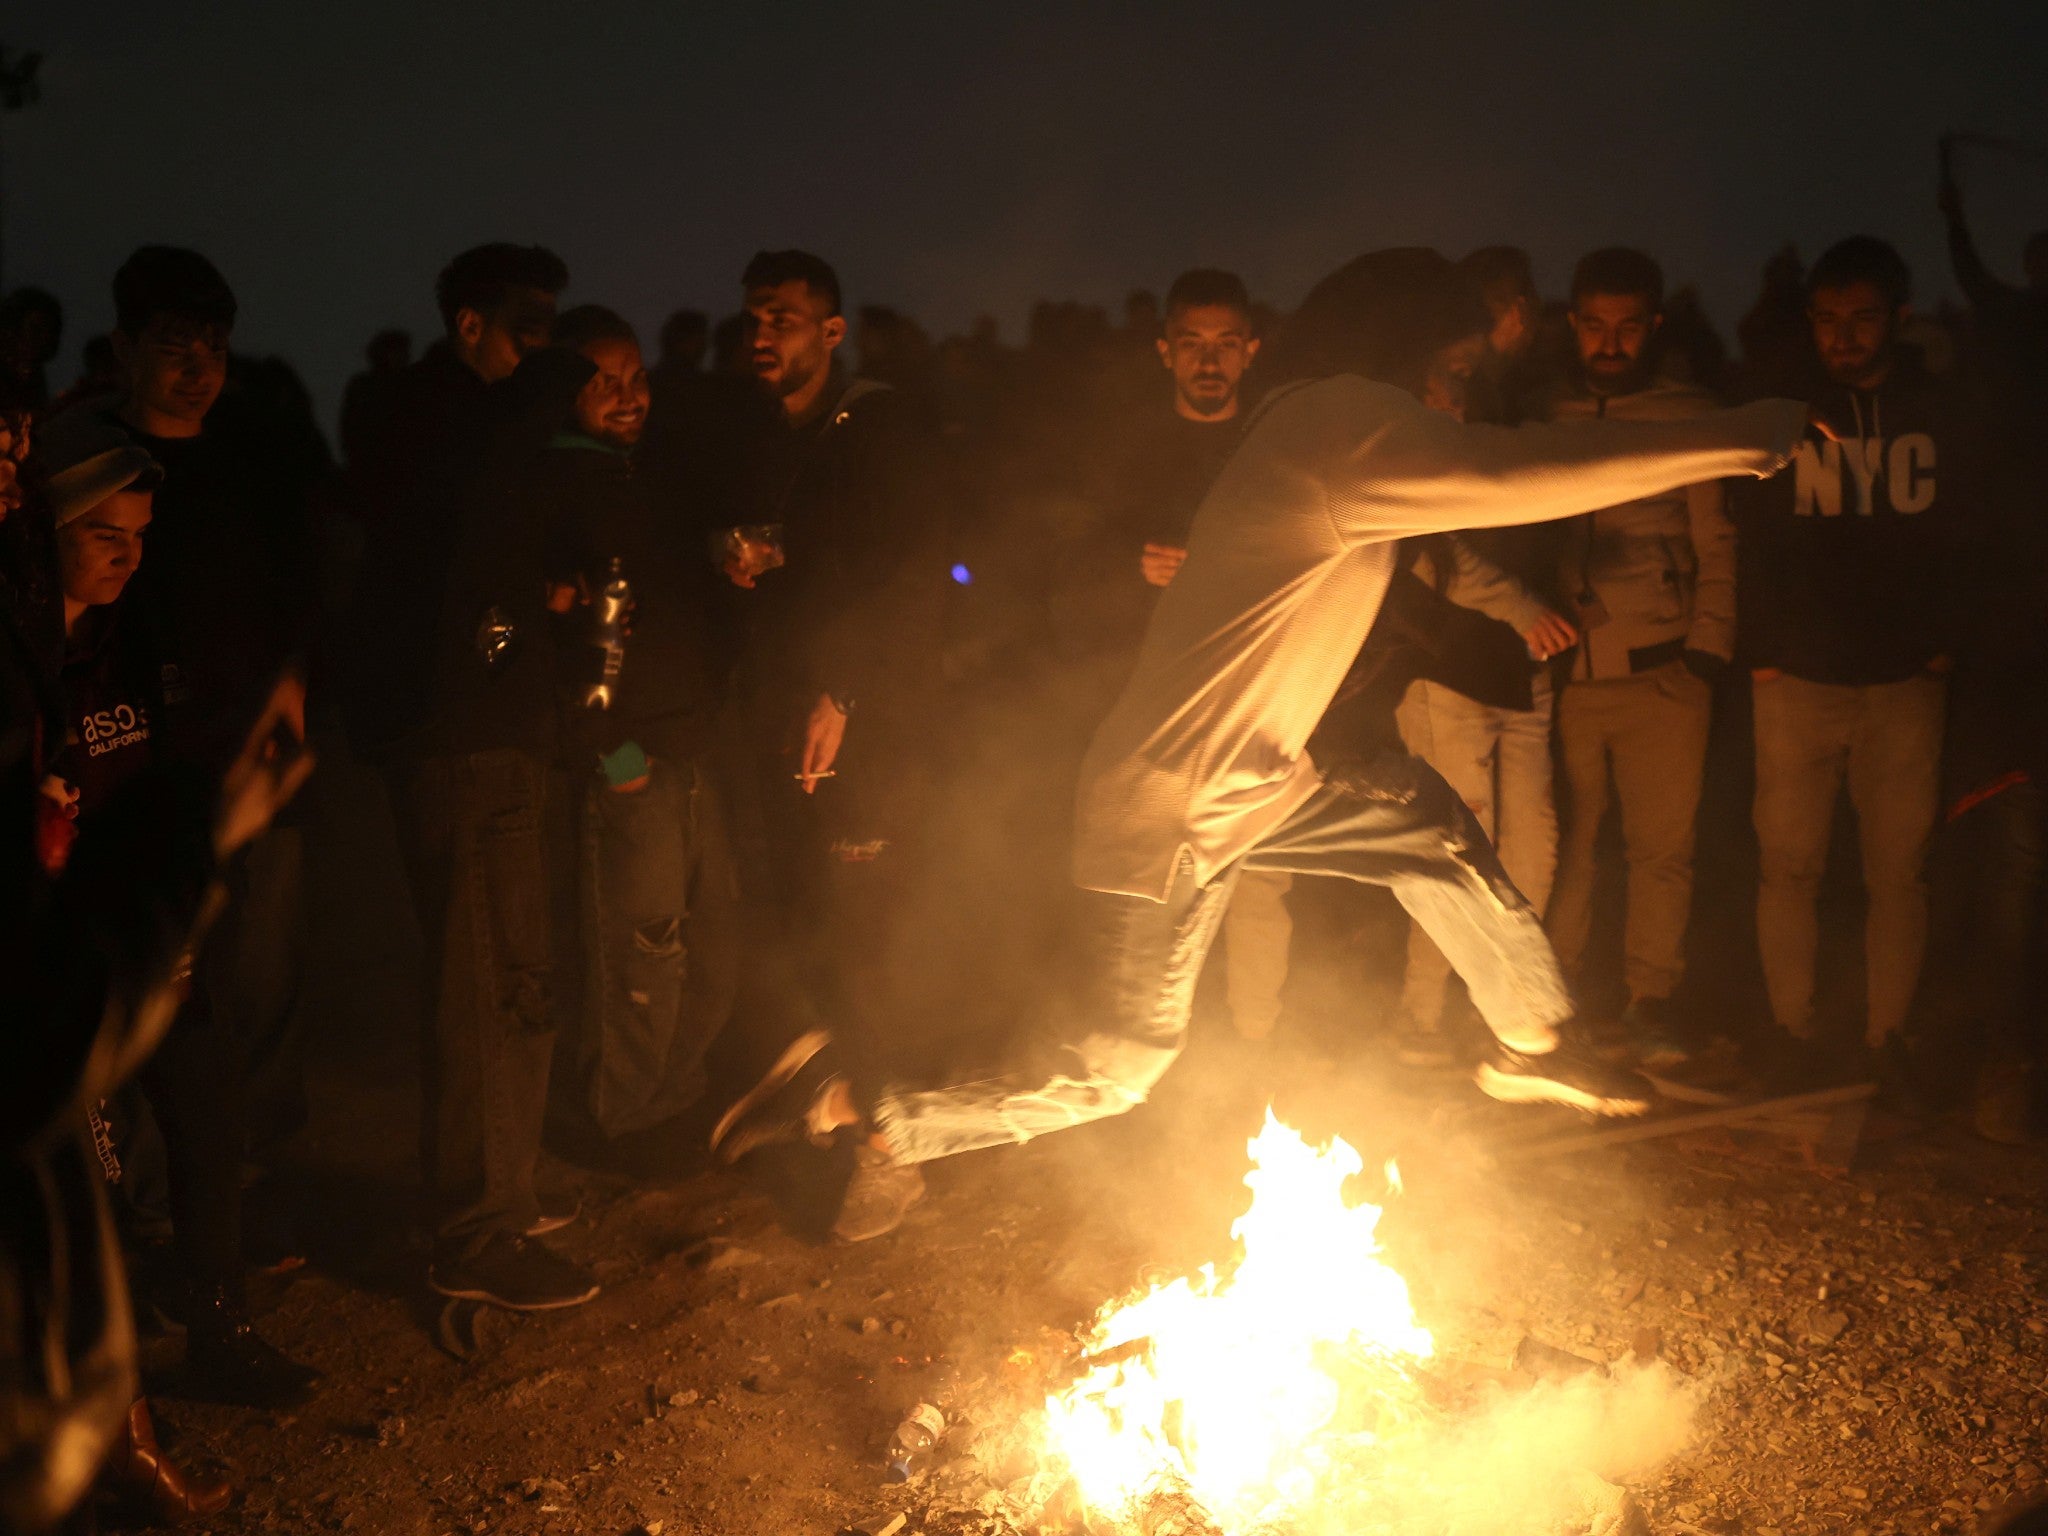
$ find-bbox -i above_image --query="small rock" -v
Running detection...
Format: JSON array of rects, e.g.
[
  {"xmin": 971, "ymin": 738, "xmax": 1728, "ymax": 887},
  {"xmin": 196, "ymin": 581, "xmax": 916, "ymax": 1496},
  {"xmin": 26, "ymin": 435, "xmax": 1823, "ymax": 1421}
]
[
  {"xmin": 666, "ymin": 1390, "xmax": 699, "ymax": 1408},
  {"xmin": 859, "ymin": 1316, "xmax": 883, "ymax": 1336},
  {"xmin": 1810, "ymin": 1310, "xmax": 1850, "ymax": 1344},
  {"xmin": 703, "ymin": 1244, "xmax": 764, "ymax": 1273}
]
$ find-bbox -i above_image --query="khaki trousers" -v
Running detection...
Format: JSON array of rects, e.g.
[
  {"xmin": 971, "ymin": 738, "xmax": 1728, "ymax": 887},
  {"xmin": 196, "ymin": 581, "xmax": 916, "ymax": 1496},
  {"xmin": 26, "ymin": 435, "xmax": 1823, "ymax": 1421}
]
[
  {"xmin": 1395, "ymin": 674, "xmax": 1557, "ymax": 1028},
  {"xmin": 1751, "ymin": 672, "xmax": 1945, "ymax": 1045},
  {"xmin": 1548, "ymin": 663, "xmax": 1711, "ymax": 1003}
]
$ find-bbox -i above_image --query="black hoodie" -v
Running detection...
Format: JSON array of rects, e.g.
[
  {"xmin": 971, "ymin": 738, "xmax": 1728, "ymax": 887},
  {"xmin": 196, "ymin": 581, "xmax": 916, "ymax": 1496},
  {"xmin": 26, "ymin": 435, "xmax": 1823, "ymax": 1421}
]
[{"xmin": 1732, "ymin": 354, "xmax": 1971, "ymax": 685}]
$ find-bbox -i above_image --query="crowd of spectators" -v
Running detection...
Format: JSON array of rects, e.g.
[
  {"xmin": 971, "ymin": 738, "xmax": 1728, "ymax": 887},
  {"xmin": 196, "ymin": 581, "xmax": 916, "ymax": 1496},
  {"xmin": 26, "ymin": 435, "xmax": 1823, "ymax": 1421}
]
[{"xmin": 3, "ymin": 146, "xmax": 2046, "ymax": 1527}]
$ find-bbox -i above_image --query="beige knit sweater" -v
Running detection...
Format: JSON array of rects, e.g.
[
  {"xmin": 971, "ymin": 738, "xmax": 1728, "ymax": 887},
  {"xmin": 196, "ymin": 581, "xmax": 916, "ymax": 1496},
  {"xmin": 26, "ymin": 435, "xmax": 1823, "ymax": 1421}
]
[{"xmin": 1073, "ymin": 375, "xmax": 1806, "ymax": 901}]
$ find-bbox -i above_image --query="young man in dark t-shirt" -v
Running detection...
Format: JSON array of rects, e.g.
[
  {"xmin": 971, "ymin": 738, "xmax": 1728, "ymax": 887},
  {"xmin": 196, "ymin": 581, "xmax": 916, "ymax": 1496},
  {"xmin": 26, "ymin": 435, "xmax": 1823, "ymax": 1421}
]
[{"xmin": 1065, "ymin": 270, "xmax": 1294, "ymax": 1045}]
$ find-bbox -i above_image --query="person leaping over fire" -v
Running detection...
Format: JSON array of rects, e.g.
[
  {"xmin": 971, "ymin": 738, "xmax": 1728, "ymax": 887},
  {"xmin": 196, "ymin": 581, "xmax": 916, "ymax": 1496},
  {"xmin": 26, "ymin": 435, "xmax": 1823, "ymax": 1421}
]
[{"xmin": 709, "ymin": 248, "xmax": 1813, "ymax": 1241}]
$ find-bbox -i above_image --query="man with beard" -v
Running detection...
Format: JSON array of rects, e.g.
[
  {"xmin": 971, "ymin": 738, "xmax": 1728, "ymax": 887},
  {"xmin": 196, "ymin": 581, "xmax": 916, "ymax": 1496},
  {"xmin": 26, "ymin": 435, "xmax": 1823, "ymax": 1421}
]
[
  {"xmin": 712, "ymin": 248, "xmax": 1813, "ymax": 1239},
  {"xmin": 711, "ymin": 252, "xmax": 944, "ymax": 1222},
  {"xmin": 1540, "ymin": 248, "xmax": 1738, "ymax": 1065},
  {"xmin": 536, "ymin": 306, "xmax": 734, "ymax": 1156},
  {"xmin": 1734, "ymin": 238, "xmax": 1967, "ymax": 1081},
  {"xmin": 1072, "ymin": 269, "xmax": 1293, "ymax": 1045}
]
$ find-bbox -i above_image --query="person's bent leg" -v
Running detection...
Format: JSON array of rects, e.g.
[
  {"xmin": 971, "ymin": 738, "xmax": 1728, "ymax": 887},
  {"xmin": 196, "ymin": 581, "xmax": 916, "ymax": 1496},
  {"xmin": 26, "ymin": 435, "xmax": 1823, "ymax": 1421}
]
[
  {"xmin": 1848, "ymin": 675, "xmax": 1945, "ymax": 1048},
  {"xmin": 1241, "ymin": 754, "xmax": 1648, "ymax": 1112},
  {"xmin": 1611, "ymin": 664, "xmax": 1712, "ymax": 1005},
  {"xmin": 865, "ymin": 860, "xmax": 1237, "ymax": 1165},
  {"xmin": 1751, "ymin": 675, "xmax": 1852, "ymax": 1039},
  {"xmin": 1248, "ymin": 754, "xmax": 1571, "ymax": 1051}
]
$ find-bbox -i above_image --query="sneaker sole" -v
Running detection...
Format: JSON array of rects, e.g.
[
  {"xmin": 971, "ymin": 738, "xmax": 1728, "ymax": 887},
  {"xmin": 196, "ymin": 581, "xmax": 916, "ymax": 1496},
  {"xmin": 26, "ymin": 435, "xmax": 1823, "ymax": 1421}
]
[
  {"xmin": 710, "ymin": 1029, "xmax": 832, "ymax": 1163},
  {"xmin": 427, "ymin": 1275, "xmax": 601, "ymax": 1311},
  {"xmin": 1473, "ymin": 1062, "xmax": 1654, "ymax": 1117}
]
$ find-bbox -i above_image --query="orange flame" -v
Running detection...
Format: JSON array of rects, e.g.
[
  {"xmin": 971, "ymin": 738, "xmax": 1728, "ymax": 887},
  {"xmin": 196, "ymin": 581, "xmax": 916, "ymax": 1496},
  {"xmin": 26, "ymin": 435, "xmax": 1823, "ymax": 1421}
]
[{"xmin": 1043, "ymin": 1112, "xmax": 1432, "ymax": 1531}]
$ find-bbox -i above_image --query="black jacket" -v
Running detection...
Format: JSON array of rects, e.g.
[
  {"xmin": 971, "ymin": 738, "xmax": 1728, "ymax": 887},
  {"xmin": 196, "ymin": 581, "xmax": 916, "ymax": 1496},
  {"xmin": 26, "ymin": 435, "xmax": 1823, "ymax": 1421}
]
[
  {"xmin": 418, "ymin": 349, "xmax": 597, "ymax": 759},
  {"xmin": 730, "ymin": 373, "xmax": 946, "ymax": 725},
  {"xmin": 1732, "ymin": 357, "xmax": 1971, "ymax": 685},
  {"xmin": 532, "ymin": 434, "xmax": 720, "ymax": 771},
  {"xmin": 342, "ymin": 343, "xmax": 495, "ymax": 752},
  {"xmin": 75, "ymin": 409, "xmax": 317, "ymax": 776}
]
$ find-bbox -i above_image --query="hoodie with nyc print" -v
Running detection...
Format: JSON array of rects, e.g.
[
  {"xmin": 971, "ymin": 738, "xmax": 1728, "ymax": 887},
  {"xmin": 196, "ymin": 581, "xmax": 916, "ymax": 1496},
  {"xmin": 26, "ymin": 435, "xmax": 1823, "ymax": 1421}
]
[{"xmin": 1732, "ymin": 354, "xmax": 1974, "ymax": 686}]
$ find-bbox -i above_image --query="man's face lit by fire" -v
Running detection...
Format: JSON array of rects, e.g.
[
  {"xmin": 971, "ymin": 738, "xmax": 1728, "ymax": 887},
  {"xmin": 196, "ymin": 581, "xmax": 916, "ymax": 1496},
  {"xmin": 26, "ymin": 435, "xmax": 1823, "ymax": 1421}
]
[
  {"xmin": 1808, "ymin": 280, "xmax": 1902, "ymax": 391},
  {"xmin": 1570, "ymin": 290, "xmax": 1660, "ymax": 396},
  {"xmin": 456, "ymin": 284, "xmax": 559, "ymax": 384},
  {"xmin": 743, "ymin": 280, "xmax": 845, "ymax": 409},
  {"xmin": 115, "ymin": 315, "xmax": 230, "ymax": 430},
  {"xmin": 1420, "ymin": 333, "xmax": 1489, "ymax": 422},
  {"xmin": 1157, "ymin": 303, "xmax": 1259, "ymax": 421},
  {"xmin": 571, "ymin": 335, "xmax": 651, "ymax": 449}
]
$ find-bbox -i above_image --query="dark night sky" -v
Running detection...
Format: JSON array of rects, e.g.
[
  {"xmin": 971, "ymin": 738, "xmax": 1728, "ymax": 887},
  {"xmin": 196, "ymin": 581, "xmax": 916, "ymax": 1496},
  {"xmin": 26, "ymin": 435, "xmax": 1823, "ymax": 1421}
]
[{"xmin": 7, "ymin": 1, "xmax": 2048, "ymax": 431}]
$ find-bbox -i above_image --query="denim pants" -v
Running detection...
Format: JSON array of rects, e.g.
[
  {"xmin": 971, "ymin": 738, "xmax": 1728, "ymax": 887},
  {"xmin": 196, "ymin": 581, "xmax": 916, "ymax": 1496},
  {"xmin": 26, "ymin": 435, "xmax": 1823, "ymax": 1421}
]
[
  {"xmin": 871, "ymin": 749, "xmax": 1571, "ymax": 1165},
  {"xmin": 580, "ymin": 758, "xmax": 740, "ymax": 1137},
  {"xmin": 406, "ymin": 750, "xmax": 557, "ymax": 1259}
]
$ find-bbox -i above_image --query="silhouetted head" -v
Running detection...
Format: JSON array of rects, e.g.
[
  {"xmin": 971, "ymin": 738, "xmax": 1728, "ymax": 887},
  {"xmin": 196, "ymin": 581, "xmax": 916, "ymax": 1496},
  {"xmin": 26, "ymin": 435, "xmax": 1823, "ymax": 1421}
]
[
  {"xmin": 1258, "ymin": 248, "xmax": 1490, "ymax": 416},
  {"xmin": 435, "ymin": 243, "xmax": 568, "ymax": 383}
]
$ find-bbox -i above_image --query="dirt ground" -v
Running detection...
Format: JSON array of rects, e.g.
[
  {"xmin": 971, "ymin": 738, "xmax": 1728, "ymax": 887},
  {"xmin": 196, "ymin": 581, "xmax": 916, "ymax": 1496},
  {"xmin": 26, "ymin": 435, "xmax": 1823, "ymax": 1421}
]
[
  {"xmin": 128, "ymin": 1012, "xmax": 2048, "ymax": 1536},
  {"xmin": 109, "ymin": 756, "xmax": 2048, "ymax": 1536}
]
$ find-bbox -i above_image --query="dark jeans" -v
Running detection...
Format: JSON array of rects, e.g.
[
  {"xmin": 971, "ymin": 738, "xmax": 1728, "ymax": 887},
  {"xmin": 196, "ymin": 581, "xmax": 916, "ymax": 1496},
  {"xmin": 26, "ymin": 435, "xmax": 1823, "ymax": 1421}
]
[
  {"xmin": 579, "ymin": 757, "xmax": 740, "ymax": 1136},
  {"xmin": 196, "ymin": 824, "xmax": 307, "ymax": 1155},
  {"xmin": 871, "ymin": 750, "xmax": 1572, "ymax": 1164},
  {"xmin": 135, "ymin": 998, "xmax": 245, "ymax": 1300},
  {"xmin": 404, "ymin": 750, "xmax": 558, "ymax": 1259}
]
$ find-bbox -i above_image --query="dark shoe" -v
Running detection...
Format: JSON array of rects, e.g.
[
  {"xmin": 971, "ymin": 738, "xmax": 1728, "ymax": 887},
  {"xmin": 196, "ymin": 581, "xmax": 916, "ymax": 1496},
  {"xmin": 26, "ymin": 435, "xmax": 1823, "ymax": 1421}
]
[
  {"xmin": 524, "ymin": 1190, "xmax": 581, "ymax": 1238},
  {"xmin": 832, "ymin": 1147, "xmax": 925, "ymax": 1243},
  {"xmin": 184, "ymin": 1289, "xmax": 321, "ymax": 1410},
  {"xmin": 429, "ymin": 1234, "xmax": 599, "ymax": 1311},
  {"xmin": 1475, "ymin": 1038, "xmax": 1655, "ymax": 1116},
  {"xmin": 1620, "ymin": 995, "xmax": 1696, "ymax": 1069},
  {"xmin": 710, "ymin": 1030, "xmax": 844, "ymax": 1164},
  {"xmin": 110, "ymin": 1398, "xmax": 233, "ymax": 1522}
]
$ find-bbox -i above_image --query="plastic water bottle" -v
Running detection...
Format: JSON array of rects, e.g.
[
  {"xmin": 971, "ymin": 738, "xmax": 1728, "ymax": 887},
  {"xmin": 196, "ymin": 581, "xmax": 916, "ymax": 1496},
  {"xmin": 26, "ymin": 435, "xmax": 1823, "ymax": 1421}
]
[
  {"xmin": 886, "ymin": 1402, "xmax": 944, "ymax": 1481},
  {"xmin": 583, "ymin": 557, "xmax": 631, "ymax": 711}
]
